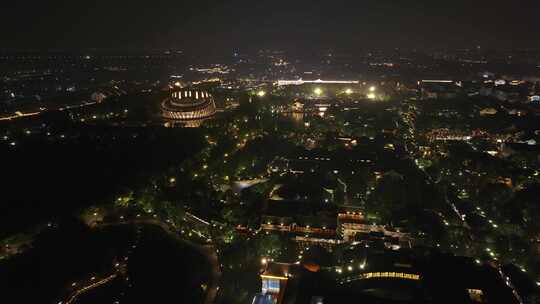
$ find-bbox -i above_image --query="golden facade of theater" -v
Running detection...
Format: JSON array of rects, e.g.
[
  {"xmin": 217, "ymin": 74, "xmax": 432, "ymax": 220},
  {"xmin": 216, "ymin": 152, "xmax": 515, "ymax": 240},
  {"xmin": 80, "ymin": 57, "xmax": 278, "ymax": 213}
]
[{"xmin": 161, "ymin": 89, "xmax": 216, "ymax": 127}]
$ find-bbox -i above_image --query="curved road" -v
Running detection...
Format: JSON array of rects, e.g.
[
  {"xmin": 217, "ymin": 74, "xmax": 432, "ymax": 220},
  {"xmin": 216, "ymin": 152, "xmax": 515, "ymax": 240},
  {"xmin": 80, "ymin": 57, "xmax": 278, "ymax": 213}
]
[{"xmin": 98, "ymin": 218, "xmax": 221, "ymax": 304}]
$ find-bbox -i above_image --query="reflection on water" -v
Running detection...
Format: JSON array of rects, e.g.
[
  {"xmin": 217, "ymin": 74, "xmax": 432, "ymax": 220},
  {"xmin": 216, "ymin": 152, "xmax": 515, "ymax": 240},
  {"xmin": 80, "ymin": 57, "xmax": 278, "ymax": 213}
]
[{"xmin": 282, "ymin": 112, "xmax": 305, "ymax": 125}]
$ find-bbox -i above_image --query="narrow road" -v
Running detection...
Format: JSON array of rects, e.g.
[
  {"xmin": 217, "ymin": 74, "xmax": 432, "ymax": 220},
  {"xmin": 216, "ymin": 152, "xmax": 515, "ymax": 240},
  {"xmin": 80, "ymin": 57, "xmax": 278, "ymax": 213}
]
[
  {"xmin": 337, "ymin": 177, "xmax": 349, "ymax": 204},
  {"xmin": 64, "ymin": 274, "xmax": 118, "ymax": 304}
]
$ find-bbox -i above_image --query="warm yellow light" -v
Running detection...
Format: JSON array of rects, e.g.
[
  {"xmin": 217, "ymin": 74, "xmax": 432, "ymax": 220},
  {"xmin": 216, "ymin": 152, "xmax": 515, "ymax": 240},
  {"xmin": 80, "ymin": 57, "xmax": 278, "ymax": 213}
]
[
  {"xmin": 357, "ymin": 272, "xmax": 420, "ymax": 281},
  {"xmin": 367, "ymin": 93, "xmax": 376, "ymax": 99},
  {"xmin": 345, "ymin": 88, "xmax": 353, "ymax": 95},
  {"xmin": 174, "ymin": 81, "xmax": 182, "ymax": 87},
  {"xmin": 314, "ymin": 88, "xmax": 323, "ymax": 95},
  {"xmin": 257, "ymin": 90, "xmax": 266, "ymax": 97},
  {"xmin": 369, "ymin": 86, "xmax": 376, "ymax": 92},
  {"xmin": 261, "ymin": 275, "xmax": 288, "ymax": 280}
]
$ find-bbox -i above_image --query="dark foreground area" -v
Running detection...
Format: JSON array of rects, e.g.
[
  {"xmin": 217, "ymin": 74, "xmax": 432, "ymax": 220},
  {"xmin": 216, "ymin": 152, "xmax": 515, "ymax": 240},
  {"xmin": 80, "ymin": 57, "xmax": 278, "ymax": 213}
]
[
  {"xmin": 0, "ymin": 113, "xmax": 204, "ymax": 236},
  {"xmin": 0, "ymin": 219, "xmax": 212, "ymax": 303}
]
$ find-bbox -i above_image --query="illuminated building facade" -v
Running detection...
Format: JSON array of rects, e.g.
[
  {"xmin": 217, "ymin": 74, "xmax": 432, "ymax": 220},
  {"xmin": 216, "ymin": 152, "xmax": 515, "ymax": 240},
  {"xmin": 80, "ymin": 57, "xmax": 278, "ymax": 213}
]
[
  {"xmin": 161, "ymin": 89, "xmax": 216, "ymax": 127},
  {"xmin": 276, "ymin": 79, "xmax": 360, "ymax": 86},
  {"xmin": 419, "ymin": 80, "xmax": 461, "ymax": 100},
  {"xmin": 259, "ymin": 263, "xmax": 293, "ymax": 304},
  {"xmin": 337, "ymin": 211, "xmax": 413, "ymax": 248}
]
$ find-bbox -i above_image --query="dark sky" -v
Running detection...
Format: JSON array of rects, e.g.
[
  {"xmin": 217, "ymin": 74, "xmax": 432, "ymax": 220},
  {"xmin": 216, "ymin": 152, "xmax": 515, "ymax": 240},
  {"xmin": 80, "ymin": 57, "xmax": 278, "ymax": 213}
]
[{"xmin": 1, "ymin": 0, "xmax": 539, "ymax": 51}]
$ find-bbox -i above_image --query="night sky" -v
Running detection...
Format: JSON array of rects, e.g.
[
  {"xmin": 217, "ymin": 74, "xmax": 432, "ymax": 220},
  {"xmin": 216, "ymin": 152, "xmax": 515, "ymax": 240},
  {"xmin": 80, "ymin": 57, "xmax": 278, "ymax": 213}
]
[{"xmin": 1, "ymin": 0, "xmax": 539, "ymax": 51}]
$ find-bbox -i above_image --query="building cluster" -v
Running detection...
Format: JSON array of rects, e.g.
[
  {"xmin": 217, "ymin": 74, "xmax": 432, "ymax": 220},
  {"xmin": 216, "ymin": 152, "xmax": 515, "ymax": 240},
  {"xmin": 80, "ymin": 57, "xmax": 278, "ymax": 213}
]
[{"xmin": 257, "ymin": 246, "xmax": 521, "ymax": 304}]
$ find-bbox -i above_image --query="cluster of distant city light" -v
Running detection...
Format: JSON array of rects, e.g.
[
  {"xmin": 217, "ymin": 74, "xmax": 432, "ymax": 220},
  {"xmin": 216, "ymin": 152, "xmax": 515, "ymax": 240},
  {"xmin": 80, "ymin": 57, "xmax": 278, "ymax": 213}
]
[
  {"xmin": 255, "ymin": 86, "xmax": 378, "ymax": 99},
  {"xmin": 313, "ymin": 86, "xmax": 377, "ymax": 99}
]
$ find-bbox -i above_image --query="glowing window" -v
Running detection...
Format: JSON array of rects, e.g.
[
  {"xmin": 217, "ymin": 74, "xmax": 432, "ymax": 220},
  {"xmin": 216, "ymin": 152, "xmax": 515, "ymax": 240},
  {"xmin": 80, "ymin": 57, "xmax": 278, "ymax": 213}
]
[{"xmin": 262, "ymin": 279, "xmax": 280, "ymax": 294}]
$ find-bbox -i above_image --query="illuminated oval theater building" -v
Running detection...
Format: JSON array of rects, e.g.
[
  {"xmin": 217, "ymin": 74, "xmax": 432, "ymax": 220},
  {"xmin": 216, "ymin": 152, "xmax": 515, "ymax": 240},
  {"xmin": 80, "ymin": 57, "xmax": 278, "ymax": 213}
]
[{"xmin": 161, "ymin": 89, "xmax": 216, "ymax": 127}]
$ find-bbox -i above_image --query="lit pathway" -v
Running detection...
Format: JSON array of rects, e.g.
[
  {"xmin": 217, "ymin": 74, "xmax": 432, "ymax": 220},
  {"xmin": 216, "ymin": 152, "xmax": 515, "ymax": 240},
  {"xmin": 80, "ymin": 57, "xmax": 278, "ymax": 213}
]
[{"xmin": 64, "ymin": 274, "xmax": 118, "ymax": 304}]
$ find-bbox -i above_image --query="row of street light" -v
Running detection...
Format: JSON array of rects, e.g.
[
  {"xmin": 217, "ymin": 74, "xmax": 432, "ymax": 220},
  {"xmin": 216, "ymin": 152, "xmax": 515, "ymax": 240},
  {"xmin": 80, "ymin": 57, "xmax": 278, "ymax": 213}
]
[{"xmin": 256, "ymin": 86, "xmax": 377, "ymax": 99}]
